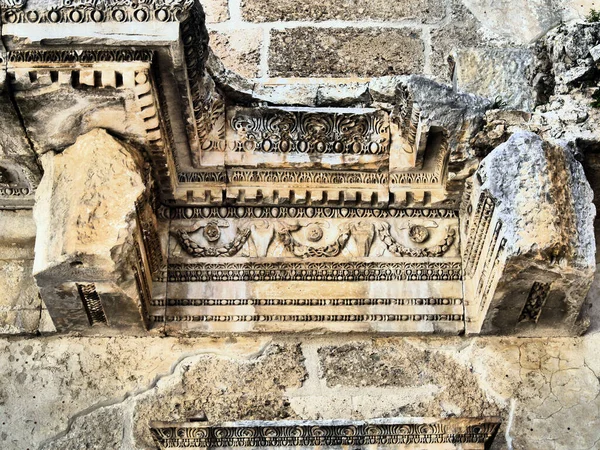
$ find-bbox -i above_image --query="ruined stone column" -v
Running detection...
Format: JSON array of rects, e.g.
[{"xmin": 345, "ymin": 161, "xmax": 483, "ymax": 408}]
[
  {"xmin": 32, "ymin": 129, "xmax": 155, "ymax": 333},
  {"xmin": 462, "ymin": 130, "xmax": 596, "ymax": 335}
]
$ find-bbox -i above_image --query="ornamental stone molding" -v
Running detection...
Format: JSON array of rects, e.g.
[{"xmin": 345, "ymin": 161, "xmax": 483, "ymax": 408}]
[
  {"xmin": 150, "ymin": 418, "xmax": 501, "ymax": 450},
  {"xmin": 0, "ymin": 0, "xmax": 597, "ymax": 336}
]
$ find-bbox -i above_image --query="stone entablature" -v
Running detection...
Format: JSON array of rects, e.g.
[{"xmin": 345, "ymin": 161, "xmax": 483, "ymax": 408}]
[
  {"xmin": 0, "ymin": 0, "xmax": 596, "ymax": 337},
  {"xmin": 150, "ymin": 418, "xmax": 501, "ymax": 450}
]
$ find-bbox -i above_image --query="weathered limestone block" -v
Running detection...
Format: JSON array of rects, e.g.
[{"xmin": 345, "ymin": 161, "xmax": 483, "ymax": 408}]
[
  {"xmin": 461, "ymin": 0, "xmax": 566, "ymax": 44},
  {"xmin": 430, "ymin": 0, "xmax": 486, "ymax": 81},
  {"xmin": 201, "ymin": 0, "xmax": 229, "ymax": 23},
  {"xmin": 209, "ymin": 30, "xmax": 262, "ymax": 78},
  {"xmin": 0, "ymin": 210, "xmax": 56, "ymax": 335},
  {"xmin": 13, "ymin": 78, "xmax": 149, "ymax": 155},
  {"xmin": 539, "ymin": 22, "xmax": 600, "ymax": 92},
  {"xmin": 462, "ymin": 131, "xmax": 596, "ymax": 335},
  {"xmin": 268, "ymin": 28, "xmax": 424, "ymax": 78},
  {"xmin": 454, "ymin": 48, "xmax": 537, "ymax": 111},
  {"xmin": 33, "ymin": 129, "xmax": 149, "ymax": 333},
  {"xmin": 470, "ymin": 109, "xmax": 536, "ymax": 153}
]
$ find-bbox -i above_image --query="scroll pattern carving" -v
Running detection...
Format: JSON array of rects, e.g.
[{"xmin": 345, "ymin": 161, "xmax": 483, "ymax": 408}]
[
  {"xmin": 151, "ymin": 421, "xmax": 500, "ymax": 448},
  {"xmin": 475, "ymin": 221, "xmax": 503, "ymax": 301},
  {"xmin": 7, "ymin": 49, "xmax": 153, "ymax": 64},
  {"xmin": 229, "ymin": 169, "xmax": 388, "ymax": 185},
  {"xmin": 230, "ymin": 109, "xmax": 390, "ymax": 155},
  {"xmin": 463, "ymin": 192, "xmax": 495, "ymax": 275},
  {"xmin": 178, "ymin": 171, "xmax": 226, "ymax": 183},
  {"xmin": 480, "ymin": 237, "xmax": 507, "ymax": 310}
]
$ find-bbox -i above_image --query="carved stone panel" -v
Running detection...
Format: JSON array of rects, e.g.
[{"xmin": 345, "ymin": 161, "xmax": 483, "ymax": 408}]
[{"xmin": 150, "ymin": 206, "xmax": 464, "ymax": 334}]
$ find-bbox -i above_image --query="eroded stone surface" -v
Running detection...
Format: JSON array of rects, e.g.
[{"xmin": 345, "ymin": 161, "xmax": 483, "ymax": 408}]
[
  {"xmin": 132, "ymin": 342, "xmax": 306, "ymax": 448},
  {"xmin": 209, "ymin": 29, "xmax": 263, "ymax": 78},
  {"xmin": 430, "ymin": 0, "xmax": 487, "ymax": 81},
  {"xmin": 463, "ymin": 131, "xmax": 596, "ymax": 336},
  {"xmin": 201, "ymin": 0, "xmax": 229, "ymax": 23},
  {"xmin": 454, "ymin": 48, "xmax": 537, "ymax": 111},
  {"xmin": 33, "ymin": 129, "xmax": 145, "ymax": 279},
  {"xmin": 268, "ymin": 28, "xmax": 424, "ymax": 77},
  {"xmin": 461, "ymin": 0, "xmax": 565, "ymax": 44},
  {"xmin": 241, "ymin": 0, "xmax": 445, "ymax": 23}
]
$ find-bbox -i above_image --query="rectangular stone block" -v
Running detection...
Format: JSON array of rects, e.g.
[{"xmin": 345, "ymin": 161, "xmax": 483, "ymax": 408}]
[
  {"xmin": 209, "ymin": 30, "xmax": 262, "ymax": 78},
  {"xmin": 241, "ymin": 0, "xmax": 446, "ymax": 23},
  {"xmin": 268, "ymin": 28, "xmax": 424, "ymax": 78},
  {"xmin": 201, "ymin": 0, "xmax": 229, "ymax": 23},
  {"xmin": 0, "ymin": 210, "xmax": 36, "ymax": 260}
]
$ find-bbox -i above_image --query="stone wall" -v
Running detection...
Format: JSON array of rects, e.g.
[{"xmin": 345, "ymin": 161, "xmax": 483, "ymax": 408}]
[
  {"xmin": 1, "ymin": 334, "xmax": 600, "ymax": 449},
  {"xmin": 205, "ymin": 0, "xmax": 593, "ymax": 82}
]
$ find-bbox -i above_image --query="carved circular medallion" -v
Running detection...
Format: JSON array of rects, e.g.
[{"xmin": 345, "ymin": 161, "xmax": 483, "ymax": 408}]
[
  {"xmin": 307, "ymin": 225, "xmax": 323, "ymax": 242},
  {"xmin": 409, "ymin": 225, "xmax": 430, "ymax": 243},
  {"xmin": 203, "ymin": 222, "xmax": 221, "ymax": 242}
]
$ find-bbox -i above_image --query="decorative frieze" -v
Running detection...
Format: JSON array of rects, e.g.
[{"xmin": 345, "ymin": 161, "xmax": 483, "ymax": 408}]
[
  {"xmin": 1, "ymin": 0, "xmax": 195, "ymax": 24},
  {"xmin": 151, "ymin": 418, "xmax": 501, "ymax": 449},
  {"xmin": 153, "ymin": 298, "xmax": 463, "ymax": 307},
  {"xmin": 229, "ymin": 108, "xmax": 390, "ymax": 155},
  {"xmin": 164, "ymin": 261, "xmax": 463, "ymax": 282},
  {"xmin": 161, "ymin": 205, "xmax": 459, "ymax": 220},
  {"xmin": 6, "ymin": 49, "xmax": 154, "ymax": 64},
  {"xmin": 169, "ymin": 215, "xmax": 458, "ymax": 260},
  {"xmin": 228, "ymin": 168, "xmax": 388, "ymax": 185},
  {"xmin": 155, "ymin": 313, "xmax": 464, "ymax": 323}
]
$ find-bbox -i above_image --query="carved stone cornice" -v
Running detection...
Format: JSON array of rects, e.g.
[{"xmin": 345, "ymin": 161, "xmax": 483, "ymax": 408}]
[{"xmin": 0, "ymin": 2, "xmax": 464, "ymax": 208}]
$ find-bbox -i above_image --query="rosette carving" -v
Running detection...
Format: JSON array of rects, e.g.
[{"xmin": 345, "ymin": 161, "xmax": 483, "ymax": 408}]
[
  {"xmin": 275, "ymin": 223, "xmax": 351, "ymax": 258},
  {"xmin": 174, "ymin": 226, "xmax": 251, "ymax": 257}
]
